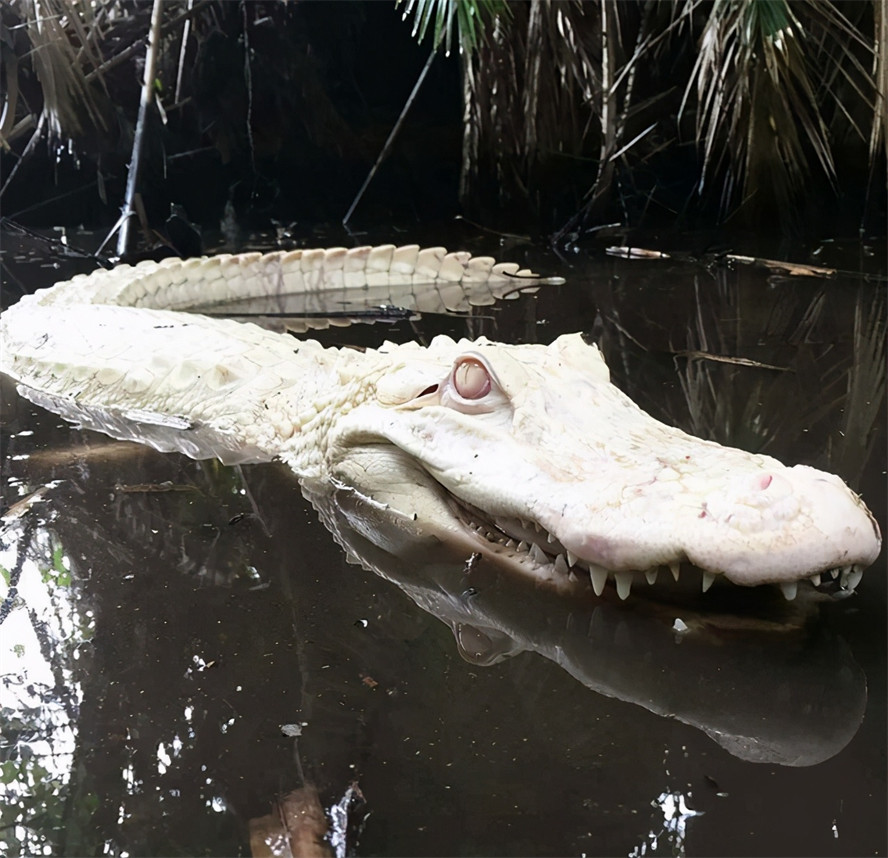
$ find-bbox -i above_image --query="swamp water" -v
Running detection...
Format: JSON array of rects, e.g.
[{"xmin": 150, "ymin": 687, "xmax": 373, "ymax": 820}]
[{"xmin": 0, "ymin": 228, "xmax": 885, "ymax": 856}]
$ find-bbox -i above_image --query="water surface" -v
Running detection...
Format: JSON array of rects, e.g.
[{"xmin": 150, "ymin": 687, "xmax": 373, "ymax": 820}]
[{"xmin": 1, "ymin": 228, "xmax": 885, "ymax": 856}]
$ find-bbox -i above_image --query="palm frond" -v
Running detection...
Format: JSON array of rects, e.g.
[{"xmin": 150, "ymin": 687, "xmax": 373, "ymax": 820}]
[
  {"xmin": 397, "ymin": 0, "xmax": 509, "ymax": 55},
  {"xmin": 460, "ymin": 0, "xmax": 606, "ymax": 209},
  {"xmin": 20, "ymin": 0, "xmax": 112, "ymax": 139},
  {"xmin": 869, "ymin": 0, "xmax": 887, "ymax": 165},
  {"xmin": 681, "ymin": 0, "xmax": 882, "ymax": 217}
]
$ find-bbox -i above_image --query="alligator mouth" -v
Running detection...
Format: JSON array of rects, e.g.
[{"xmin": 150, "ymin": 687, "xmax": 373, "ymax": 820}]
[{"xmin": 451, "ymin": 501, "xmax": 865, "ymax": 602}]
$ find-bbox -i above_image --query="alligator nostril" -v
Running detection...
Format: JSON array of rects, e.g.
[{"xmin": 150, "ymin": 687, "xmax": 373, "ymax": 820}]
[{"xmin": 759, "ymin": 474, "xmax": 773, "ymax": 490}]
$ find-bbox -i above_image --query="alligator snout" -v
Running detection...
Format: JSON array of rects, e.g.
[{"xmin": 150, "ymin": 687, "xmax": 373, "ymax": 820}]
[{"xmin": 702, "ymin": 471, "xmax": 800, "ymax": 531}]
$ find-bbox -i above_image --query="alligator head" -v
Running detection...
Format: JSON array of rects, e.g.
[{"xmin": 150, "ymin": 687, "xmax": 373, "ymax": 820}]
[{"xmin": 313, "ymin": 332, "xmax": 881, "ymax": 602}]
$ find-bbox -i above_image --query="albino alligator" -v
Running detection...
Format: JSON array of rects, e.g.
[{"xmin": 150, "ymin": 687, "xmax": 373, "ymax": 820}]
[{"xmin": 0, "ymin": 245, "xmax": 881, "ymax": 602}]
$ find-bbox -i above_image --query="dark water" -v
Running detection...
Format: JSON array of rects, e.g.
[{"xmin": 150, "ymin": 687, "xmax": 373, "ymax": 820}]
[{"xmin": 1, "ymin": 228, "xmax": 885, "ymax": 857}]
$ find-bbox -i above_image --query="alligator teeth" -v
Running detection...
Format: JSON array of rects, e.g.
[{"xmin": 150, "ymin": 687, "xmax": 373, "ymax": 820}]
[
  {"xmin": 779, "ymin": 581, "xmax": 798, "ymax": 601},
  {"xmin": 590, "ymin": 564, "xmax": 608, "ymax": 597},
  {"xmin": 701, "ymin": 572, "xmax": 715, "ymax": 593},
  {"xmin": 614, "ymin": 572, "xmax": 633, "ymax": 600},
  {"xmin": 828, "ymin": 568, "xmax": 839, "ymax": 579},
  {"xmin": 840, "ymin": 565, "xmax": 863, "ymax": 591},
  {"xmin": 547, "ymin": 532, "xmax": 557, "ymax": 544},
  {"xmin": 530, "ymin": 544, "xmax": 548, "ymax": 565},
  {"xmin": 669, "ymin": 561, "xmax": 680, "ymax": 582},
  {"xmin": 554, "ymin": 554, "xmax": 569, "ymax": 575},
  {"xmin": 644, "ymin": 568, "xmax": 658, "ymax": 585},
  {"xmin": 517, "ymin": 541, "xmax": 529, "ymax": 553},
  {"xmin": 809, "ymin": 572, "xmax": 821, "ymax": 587},
  {"xmin": 566, "ymin": 550, "xmax": 578, "ymax": 567}
]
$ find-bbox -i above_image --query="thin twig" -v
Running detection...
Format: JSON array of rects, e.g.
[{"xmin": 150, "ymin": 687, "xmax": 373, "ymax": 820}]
[
  {"xmin": 343, "ymin": 14, "xmax": 450, "ymax": 226},
  {"xmin": 174, "ymin": 0, "xmax": 195, "ymax": 104},
  {"xmin": 241, "ymin": 0, "xmax": 256, "ymax": 176},
  {"xmin": 117, "ymin": 0, "xmax": 166, "ymax": 258},
  {"xmin": 0, "ymin": 113, "xmax": 46, "ymax": 200},
  {"xmin": 6, "ymin": 180, "xmax": 97, "ymax": 220}
]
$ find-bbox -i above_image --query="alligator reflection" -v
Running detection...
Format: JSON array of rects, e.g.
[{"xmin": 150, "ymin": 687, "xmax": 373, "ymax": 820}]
[{"xmin": 304, "ymin": 477, "xmax": 866, "ymax": 768}]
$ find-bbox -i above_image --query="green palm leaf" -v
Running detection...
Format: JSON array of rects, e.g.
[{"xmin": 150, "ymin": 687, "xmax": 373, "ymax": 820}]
[{"xmin": 397, "ymin": 0, "xmax": 510, "ymax": 55}]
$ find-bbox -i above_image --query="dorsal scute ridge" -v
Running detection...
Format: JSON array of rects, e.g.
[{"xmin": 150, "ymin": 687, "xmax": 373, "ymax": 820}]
[{"xmin": 23, "ymin": 245, "xmax": 563, "ymax": 314}]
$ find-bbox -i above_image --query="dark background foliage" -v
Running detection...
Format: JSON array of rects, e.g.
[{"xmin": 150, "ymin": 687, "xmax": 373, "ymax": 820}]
[{"xmin": 0, "ymin": 0, "xmax": 885, "ymax": 245}]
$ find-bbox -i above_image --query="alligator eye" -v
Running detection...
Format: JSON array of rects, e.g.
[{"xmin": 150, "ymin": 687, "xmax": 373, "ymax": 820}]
[{"xmin": 452, "ymin": 358, "xmax": 491, "ymax": 399}]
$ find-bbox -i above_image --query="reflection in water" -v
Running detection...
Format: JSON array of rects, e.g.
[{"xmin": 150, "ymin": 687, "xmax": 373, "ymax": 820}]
[
  {"xmin": 0, "ymin": 426, "xmax": 872, "ymax": 854},
  {"xmin": 306, "ymin": 479, "xmax": 867, "ymax": 767},
  {"xmin": 1, "ymin": 239, "xmax": 885, "ymax": 856},
  {"xmin": 0, "ymin": 522, "xmax": 82, "ymax": 856},
  {"xmin": 671, "ymin": 275, "xmax": 886, "ymax": 488},
  {"xmin": 628, "ymin": 790, "xmax": 704, "ymax": 858},
  {"xmin": 0, "ymin": 440, "xmax": 269, "ymax": 855}
]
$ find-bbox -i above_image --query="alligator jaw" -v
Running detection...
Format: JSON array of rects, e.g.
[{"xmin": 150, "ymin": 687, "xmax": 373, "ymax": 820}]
[{"xmin": 451, "ymin": 499, "xmax": 870, "ymax": 603}]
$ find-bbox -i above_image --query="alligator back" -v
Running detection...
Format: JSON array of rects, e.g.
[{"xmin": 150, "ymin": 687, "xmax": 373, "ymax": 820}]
[
  {"xmin": 1, "ymin": 245, "xmax": 559, "ymax": 463},
  {"xmin": 18, "ymin": 245, "xmax": 560, "ymax": 319}
]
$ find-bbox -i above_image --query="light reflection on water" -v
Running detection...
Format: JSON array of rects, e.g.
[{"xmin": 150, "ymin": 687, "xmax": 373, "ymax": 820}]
[
  {"xmin": 1, "ymin": 520, "xmax": 81, "ymax": 857},
  {"xmin": 0, "ymin": 228, "xmax": 885, "ymax": 856},
  {"xmin": 628, "ymin": 790, "xmax": 704, "ymax": 858}
]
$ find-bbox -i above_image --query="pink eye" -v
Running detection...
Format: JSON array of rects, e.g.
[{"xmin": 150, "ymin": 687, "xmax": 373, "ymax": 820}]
[{"xmin": 452, "ymin": 358, "xmax": 491, "ymax": 400}]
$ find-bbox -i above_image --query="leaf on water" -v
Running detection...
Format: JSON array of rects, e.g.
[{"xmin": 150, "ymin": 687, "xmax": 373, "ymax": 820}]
[
  {"xmin": 605, "ymin": 246, "xmax": 672, "ymax": 260},
  {"xmin": 249, "ymin": 786, "xmax": 332, "ymax": 858},
  {"xmin": 113, "ymin": 481, "xmax": 197, "ymax": 493},
  {"xmin": 675, "ymin": 351, "xmax": 791, "ymax": 372},
  {"xmin": 724, "ymin": 254, "xmax": 836, "ymax": 277},
  {"xmin": 1, "ymin": 482, "xmax": 63, "ymax": 524}
]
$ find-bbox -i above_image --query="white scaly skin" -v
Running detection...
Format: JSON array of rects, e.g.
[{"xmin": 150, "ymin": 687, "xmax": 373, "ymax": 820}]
[{"xmin": 0, "ymin": 246, "xmax": 881, "ymax": 601}]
